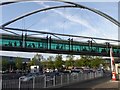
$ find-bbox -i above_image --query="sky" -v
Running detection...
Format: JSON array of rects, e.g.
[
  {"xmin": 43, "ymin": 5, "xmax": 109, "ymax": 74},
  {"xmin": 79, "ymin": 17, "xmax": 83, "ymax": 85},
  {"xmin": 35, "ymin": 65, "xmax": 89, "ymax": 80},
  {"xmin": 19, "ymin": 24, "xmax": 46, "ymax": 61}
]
[{"xmin": 0, "ymin": 0, "xmax": 119, "ymax": 60}]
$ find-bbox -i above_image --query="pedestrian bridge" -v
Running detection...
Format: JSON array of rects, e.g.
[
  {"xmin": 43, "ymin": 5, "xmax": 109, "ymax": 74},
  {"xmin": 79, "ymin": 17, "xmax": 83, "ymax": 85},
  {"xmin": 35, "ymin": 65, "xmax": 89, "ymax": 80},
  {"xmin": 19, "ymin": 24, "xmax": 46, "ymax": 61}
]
[
  {"xmin": 1, "ymin": 0, "xmax": 120, "ymax": 57},
  {"xmin": 1, "ymin": 34, "xmax": 120, "ymax": 57}
]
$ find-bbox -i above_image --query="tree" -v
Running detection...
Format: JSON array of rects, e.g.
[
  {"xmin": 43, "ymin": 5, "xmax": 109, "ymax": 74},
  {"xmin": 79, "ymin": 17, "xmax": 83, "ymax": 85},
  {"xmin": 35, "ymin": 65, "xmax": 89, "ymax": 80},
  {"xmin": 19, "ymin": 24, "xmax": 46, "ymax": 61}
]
[
  {"xmin": 34, "ymin": 53, "xmax": 43, "ymax": 62},
  {"xmin": 41, "ymin": 61, "xmax": 47, "ymax": 69},
  {"xmin": 23, "ymin": 62, "xmax": 27, "ymax": 70},
  {"xmin": 80, "ymin": 55, "xmax": 87, "ymax": 67},
  {"xmin": 79, "ymin": 56, "xmax": 105, "ymax": 69},
  {"xmin": 27, "ymin": 54, "xmax": 44, "ymax": 72},
  {"xmin": 9, "ymin": 61, "xmax": 16, "ymax": 71},
  {"xmin": 47, "ymin": 56, "xmax": 55, "ymax": 69},
  {"xmin": 29, "ymin": 54, "xmax": 43, "ymax": 66},
  {"xmin": 28, "ymin": 58, "xmax": 37, "ymax": 67},
  {"xmin": 2, "ymin": 59, "xmax": 9, "ymax": 71},
  {"xmin": 80, "ymin": 55, "xmax": 94, "ymax": 68},
  {"xmin": 54, "ymin": 54, "xmax": 63, "ymax": 69},
  {"xmin": 15, "ymin": 57, "xmax": 23, "ymax": 70},
  {"xmin": 91, "ymin": 57, "xmax": 104, "ymax": 69},
  {"xmin": 75, "ymin": 59, "xmax": 84, "ymax": 67},
  {"xmin": 65, "ymin": 55, "xmax": 74, "ymax": 68}
]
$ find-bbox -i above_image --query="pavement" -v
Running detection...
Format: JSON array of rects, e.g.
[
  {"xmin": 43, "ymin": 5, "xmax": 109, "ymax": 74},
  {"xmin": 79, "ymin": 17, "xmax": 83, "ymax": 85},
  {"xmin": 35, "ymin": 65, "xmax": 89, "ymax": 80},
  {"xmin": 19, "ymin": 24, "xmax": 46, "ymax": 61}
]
[
  {"xmin": 57, "ymin": 76, "xmax": 120, "ymax": 89},
  {"xmin": 92, "ymin": 80, "xmax": 120, "ymax": 89}
]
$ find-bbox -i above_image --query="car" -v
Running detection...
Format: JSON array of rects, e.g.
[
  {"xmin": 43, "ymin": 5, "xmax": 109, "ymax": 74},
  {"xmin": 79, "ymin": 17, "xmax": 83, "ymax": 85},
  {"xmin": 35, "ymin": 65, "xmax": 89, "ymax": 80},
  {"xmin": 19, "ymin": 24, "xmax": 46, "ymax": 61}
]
[
  {"xmin": 2, "ymin": 70, "xmax": 9, "ymax": 74},
  {"xmin": 20, "ymin": 72, "xmax": 43, "ymax": 82},
  {"xmin": 46, "ymin": 75, "xmax": 54, "ymax": 81},
  {"xmin": 62, "ymin": 70, "xmax": 71, "ymax": 74},
  {"xmin": 71, "ymin": 68, "xmax": 84, "ymax": 73},
  {"xmin": 83, "ymin": 69, "xmax": 91, "ymax": 73},
  {"xmin": 45, "ymin": 72, "xmax": 55, "ymax": 81},
  {"xmin": 20, "ymin": 73, "xmax": 35, "ymax": 82}
]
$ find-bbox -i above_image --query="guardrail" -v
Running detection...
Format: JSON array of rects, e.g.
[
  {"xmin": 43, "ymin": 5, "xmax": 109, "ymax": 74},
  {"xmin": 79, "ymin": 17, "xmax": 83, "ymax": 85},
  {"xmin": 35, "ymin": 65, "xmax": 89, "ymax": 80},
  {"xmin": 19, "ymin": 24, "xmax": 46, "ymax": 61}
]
[{"xmin": 2, "ymin": 71, "xmax": 103, "ymax": 89}]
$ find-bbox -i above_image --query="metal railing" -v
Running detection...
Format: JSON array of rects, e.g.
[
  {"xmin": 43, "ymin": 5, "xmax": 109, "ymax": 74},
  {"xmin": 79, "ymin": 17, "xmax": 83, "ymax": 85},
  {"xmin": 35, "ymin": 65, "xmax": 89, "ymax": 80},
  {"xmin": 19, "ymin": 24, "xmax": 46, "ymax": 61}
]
[{"xmin": 2, "ymin": 71, "xmax": 103, "ymax": 89}]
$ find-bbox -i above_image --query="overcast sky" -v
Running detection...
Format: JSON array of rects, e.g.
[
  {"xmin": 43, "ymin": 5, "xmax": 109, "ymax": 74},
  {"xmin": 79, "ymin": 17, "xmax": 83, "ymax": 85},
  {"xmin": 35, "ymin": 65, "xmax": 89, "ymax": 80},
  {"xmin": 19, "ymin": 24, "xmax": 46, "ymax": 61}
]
[{"xmin": 0, "ymin": 0, "xmax": 119, "ymax": 59}]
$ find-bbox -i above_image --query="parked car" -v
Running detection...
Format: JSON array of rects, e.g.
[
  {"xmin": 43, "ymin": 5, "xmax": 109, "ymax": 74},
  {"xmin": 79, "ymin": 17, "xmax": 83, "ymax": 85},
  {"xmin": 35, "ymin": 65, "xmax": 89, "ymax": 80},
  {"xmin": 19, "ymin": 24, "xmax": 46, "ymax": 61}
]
[
  {"xmin": 20, "ymin": 72, "xmax": 43, "ymax": 82},
  {"xmin": 2, "ymin": 70, "xmax": 9, "ymax": 74},
  {"xmin": 71, "ymin": 69, "xmax": 83, "ymax": 73}
]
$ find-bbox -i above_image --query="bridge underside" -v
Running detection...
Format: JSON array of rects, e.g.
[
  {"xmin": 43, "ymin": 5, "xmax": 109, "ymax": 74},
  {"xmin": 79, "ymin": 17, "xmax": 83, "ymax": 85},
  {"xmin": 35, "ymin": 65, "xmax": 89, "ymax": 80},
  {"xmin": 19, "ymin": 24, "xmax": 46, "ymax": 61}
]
[{"xmin": 1, "ymin": 46, "xmax": 119, "ymax": 57}]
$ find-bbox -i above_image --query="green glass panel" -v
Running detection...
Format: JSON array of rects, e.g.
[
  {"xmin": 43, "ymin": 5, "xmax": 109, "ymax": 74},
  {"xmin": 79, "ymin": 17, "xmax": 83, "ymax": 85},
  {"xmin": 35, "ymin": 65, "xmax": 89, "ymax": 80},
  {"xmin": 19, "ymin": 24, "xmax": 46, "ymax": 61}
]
[
  {"xmin": 0, "ymin": 39, "xmax": 2, "ymax": 45},
  {"xmin": 26, "ymin": 41, "xmax": 47, "ymax": 49},
  {"xmin": 2, "ymin": 39, "xmax": 20, "ymax": 47},
  {"xmin": 51, "ymin": 43, "xmax": 57, "ymax": 50}
]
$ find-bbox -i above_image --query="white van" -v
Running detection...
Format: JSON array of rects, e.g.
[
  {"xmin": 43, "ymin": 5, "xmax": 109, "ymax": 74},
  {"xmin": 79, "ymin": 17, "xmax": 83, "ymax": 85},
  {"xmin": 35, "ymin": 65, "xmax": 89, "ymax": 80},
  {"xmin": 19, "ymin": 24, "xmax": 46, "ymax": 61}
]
[{"xmin": 30, "ymin": 65, "xmax": 39, "ymax": 73}]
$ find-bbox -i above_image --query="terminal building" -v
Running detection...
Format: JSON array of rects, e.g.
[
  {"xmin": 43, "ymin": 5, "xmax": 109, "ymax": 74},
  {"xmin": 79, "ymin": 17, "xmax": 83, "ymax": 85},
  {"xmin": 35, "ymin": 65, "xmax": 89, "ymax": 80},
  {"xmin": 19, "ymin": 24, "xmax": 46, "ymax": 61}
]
[{"xmin": 1, "ymin": 56, "xmax": 30, "ymax": 63}]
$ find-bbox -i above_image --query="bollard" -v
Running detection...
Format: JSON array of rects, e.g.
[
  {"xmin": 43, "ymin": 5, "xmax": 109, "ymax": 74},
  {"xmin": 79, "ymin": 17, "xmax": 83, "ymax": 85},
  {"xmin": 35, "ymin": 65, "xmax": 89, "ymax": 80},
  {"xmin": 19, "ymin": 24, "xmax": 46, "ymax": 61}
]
[
  {"xmin": 33, "ymin": 77, "xmax": 35, "ymax": 90},
  {"xmin": 78, "ymin": 73, "xmax": 80, "ymax": 81},
  {"xmin": 84, "ymin": 73, "xmax": 86, "ymax": 80},
  {"xmin": 0, "ymin": 81, "xmax": 1, "ymax": 90},
  {"xmin": 81, "ymin": 73, "xmax": 83, "ymax": 80},
  {"xmin": 87, "ymin": 73, "xmax": 89, "ymax": 80},
  {"xmin": 44, "ymin": 76, "xmax": 47, "ymax": 88},
  {"xmin": 85, "ymin": 73, "xmax": 87, "ymax": 80},
  {"xmin": 79, "ymin": 73, "xmax": 81, "ymax": 81},
  {"xmin": 94, "ymin": 72, "xmax": 95, "ymax": 78},
  {"xmin": 91, "ymin": 72, "xmax": 93, "ymax": 79},
  {"xmin": 67, "ymin": 74, "xmax": 69, "ymax": 84},
  {"xmin": 82, "ymin": 73, "xmax": 84, "ymax": 80},
  {"xmin": 82, "ymin": 73, "xmax": 83, "ymax": 80},
  {"xmin": 18, "ymin": 77, "xmax": 21, "ymax": 90},
  {"xmin": 77, "ymin": 73, "xmax": 79, "ymax": 81},
  {"xmin": 53, "ymin": 75, "xmax": 56, "ymax": 86},
  {"xmin": 89, "ymin": 72, "xmax": 91, "ymax": 79},
  {"xmin": 96, "ymin": 72, "xmax": 97, "ymax": 78},
  {"xmin": 61, "ymin": 74, "xmax": 63, "ymax": 85},
  {"xmin": 93, "ymin": 72, "xmax": 95, "ymax": 78}
]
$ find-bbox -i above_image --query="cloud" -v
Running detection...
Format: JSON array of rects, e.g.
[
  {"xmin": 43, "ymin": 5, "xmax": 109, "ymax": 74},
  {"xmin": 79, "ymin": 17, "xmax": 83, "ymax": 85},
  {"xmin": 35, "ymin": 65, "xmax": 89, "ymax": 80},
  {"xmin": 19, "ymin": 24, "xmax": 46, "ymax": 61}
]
[
  {"xmin": 3, "ymin": 0, "xmax": 118, "ymax": 40},
  {"xmin": 34, "ymin": 2, "xmax": 118, "ymax": 46},
  {"xmin": 41, "ymin": 3, "xmax": 93, "ymax": 29},
  {"xmin": 37, "ymin": 2, "xmax": 114, "ymax": 39}
]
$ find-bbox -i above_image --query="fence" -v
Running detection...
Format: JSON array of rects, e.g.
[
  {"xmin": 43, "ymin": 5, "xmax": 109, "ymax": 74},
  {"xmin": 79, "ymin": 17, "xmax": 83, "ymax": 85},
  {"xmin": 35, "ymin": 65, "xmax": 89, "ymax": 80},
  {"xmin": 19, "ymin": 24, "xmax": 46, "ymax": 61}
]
[{"xmin": 2, "ymin": 71, "xmax": 103, "ymax": 89}]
